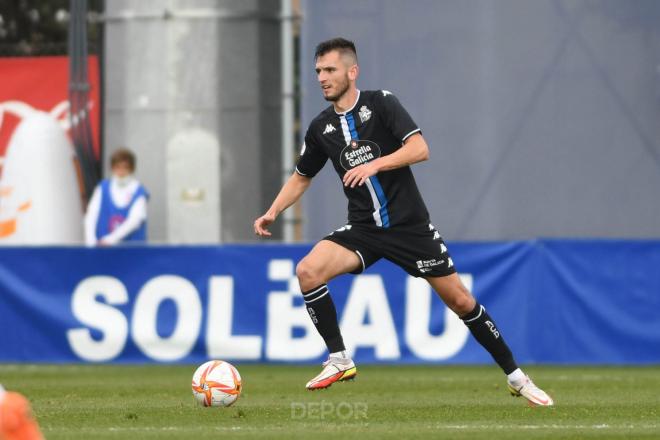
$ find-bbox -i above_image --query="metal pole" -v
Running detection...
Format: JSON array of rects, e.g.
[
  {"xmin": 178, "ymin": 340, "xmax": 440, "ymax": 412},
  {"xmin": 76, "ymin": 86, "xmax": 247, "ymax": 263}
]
[
  {"xmin": 69, "ymin": 0, "xmax": 98, "ymax": 203},
  {"xmin": 280, "ymin": 0, "xmax": 295, "ymax": 242}
]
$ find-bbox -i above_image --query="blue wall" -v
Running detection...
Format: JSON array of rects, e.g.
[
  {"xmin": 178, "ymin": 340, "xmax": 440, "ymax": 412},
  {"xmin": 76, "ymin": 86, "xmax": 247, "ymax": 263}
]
[{"xmin": 300, "ymin": 0, "xmax": 660, "ymax": 240}]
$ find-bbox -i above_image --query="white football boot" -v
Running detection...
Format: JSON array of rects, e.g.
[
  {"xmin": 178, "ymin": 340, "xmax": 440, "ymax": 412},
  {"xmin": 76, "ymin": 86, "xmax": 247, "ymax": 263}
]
[
  {"xmin": 507, "ymin": 375, "xmax": 554, "ymax": 406},
  {"xmin": 306, "ymin": 356, "xmax": 357, "ymax": 390}
]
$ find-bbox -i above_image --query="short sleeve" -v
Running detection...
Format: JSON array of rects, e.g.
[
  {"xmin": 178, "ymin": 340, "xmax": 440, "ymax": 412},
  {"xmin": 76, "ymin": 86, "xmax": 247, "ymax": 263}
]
[
  {"xmin": 295, "ymin": 125, "xmax": 328, "ymax": 178},
  {"xmin": 377, "ymin": 90, "xmax": 421, "ymax": 143}
]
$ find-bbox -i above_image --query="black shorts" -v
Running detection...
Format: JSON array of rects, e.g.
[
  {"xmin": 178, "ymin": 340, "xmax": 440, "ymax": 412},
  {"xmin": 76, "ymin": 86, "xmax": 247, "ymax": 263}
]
[{"xmin": 323, "ymin": 222, "xmax": 457, "ymax": 278}]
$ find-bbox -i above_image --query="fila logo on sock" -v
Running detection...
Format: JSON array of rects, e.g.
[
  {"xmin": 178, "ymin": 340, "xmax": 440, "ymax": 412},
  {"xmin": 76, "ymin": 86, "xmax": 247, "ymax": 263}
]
[{"xmin": 485, "ymin": 320, "xmax": 500, "ymax": 338}]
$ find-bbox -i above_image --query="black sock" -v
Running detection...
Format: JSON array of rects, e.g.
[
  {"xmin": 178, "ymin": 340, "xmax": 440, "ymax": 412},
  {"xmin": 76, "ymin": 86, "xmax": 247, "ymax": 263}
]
[
  {"xmin": 302, "ymin": 284, "xmax": 345, "ymax": 353},
  {"xmin": 461, "ymin": 302, "xmax": 518, "ymax": 374}
]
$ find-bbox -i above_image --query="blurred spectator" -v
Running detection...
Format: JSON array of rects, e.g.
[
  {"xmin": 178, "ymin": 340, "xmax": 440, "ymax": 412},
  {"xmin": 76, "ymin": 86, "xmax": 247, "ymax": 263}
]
[
  {"xmin": 84, "ymin": 148, "xmax": 149, "ymax": 246},
  {"xmin": 0, "ymin": 385, "xmax": 44, "ymax": 440}
]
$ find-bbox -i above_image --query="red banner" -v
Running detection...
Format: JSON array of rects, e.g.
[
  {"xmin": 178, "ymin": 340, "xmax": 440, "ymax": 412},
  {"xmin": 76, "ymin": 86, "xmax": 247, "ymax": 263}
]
[
  {"xmin": 0, "ymin": 56, "xmax": 100, "ymax": 158},
  {"xmin": 0, "ymin": 56, "xmax": 99, "ymax": 244}
]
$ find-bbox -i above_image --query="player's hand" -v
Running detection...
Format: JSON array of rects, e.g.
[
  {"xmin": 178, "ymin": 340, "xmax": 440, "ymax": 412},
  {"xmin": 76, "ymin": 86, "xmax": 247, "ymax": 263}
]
[
  {"xmin": 342, "ymin": 162, "xmax": 379, "ymax": 188},
  {"xmin": 254, "ymin": 213, "xmax": 276, "ymax": 237}
]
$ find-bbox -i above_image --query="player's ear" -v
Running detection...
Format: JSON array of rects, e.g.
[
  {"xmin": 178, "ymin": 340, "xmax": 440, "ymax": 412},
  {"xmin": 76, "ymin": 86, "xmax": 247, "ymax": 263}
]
[{"xmin": 348, "ymin": 64, "xmax": 359, "ymax": 81}]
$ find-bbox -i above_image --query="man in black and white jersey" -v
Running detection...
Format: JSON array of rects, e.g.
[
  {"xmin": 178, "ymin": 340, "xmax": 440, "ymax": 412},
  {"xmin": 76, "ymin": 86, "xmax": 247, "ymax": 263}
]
[{"xmin": 254, "ymin": 38, "xmax": 553, "ymax": 406}]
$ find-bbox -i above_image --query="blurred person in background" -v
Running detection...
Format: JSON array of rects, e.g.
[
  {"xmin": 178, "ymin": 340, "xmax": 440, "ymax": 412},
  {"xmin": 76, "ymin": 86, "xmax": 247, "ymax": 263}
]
[
  {"xmin": 0, "ymin": 385, "xmax": 44, "ymax": 440},
  {"xmin": 84, "ymin": 148, "xmax": 149, "ymax": 246}
]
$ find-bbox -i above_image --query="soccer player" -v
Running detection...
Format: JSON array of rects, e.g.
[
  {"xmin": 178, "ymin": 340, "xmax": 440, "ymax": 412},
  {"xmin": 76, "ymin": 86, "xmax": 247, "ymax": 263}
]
[
  {"xmin": 84, "ymin": 148, "xmax": 149, "ymax": 246},
  {"xmin": 254, "ymin": 37, "xmax": 553, "ymax": 406}
]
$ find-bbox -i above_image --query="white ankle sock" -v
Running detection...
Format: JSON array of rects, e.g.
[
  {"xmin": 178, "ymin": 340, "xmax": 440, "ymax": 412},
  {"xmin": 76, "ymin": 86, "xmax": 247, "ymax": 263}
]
[
  {"xmin": 330, "ymin": 350, "xmax": 348, "ymax": 359},
  {"xmin": 507, "ymin": 368, "xmax": 526, "ymax": 385}
]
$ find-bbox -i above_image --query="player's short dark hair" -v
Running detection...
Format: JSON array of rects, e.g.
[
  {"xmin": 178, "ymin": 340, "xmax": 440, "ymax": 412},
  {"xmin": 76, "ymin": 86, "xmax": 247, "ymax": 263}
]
[
  {"xmin": 110, "ymin": 147, "xmax": 136, "ymax": 171},
  {"xmin": 314, "ymin": 37, "xmax": 357, "ymax": 62}
]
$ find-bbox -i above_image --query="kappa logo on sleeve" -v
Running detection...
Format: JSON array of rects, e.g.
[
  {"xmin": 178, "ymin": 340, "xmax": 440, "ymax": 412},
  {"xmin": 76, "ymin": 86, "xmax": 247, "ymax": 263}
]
[{"xmin": 323, "ymin": 123, "xmax": 336, "ymax": 135}]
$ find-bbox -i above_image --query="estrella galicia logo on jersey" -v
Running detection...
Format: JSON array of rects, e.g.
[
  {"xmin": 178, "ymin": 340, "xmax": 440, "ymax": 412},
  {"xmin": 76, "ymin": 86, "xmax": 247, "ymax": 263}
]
[
  {"xmin": 340, "ymin": 139, "xmax": 382, "ymax": 170},
  {"xmin": 359, "ymin": 105, "xmax": 372, "ymax": 123}
]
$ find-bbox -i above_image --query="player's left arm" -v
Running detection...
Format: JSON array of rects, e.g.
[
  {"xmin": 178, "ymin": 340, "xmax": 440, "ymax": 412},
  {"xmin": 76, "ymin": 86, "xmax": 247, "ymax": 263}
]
[{"xmin": 342, "ymin": 133, "xmax": 429, "ymax": 188}]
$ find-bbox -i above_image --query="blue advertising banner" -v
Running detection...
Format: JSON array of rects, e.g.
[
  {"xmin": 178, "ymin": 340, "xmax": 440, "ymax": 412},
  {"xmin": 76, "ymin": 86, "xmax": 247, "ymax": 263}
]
[{"xmin": 0, "ymin": 241, "xmax": 658, "ymax": 364}]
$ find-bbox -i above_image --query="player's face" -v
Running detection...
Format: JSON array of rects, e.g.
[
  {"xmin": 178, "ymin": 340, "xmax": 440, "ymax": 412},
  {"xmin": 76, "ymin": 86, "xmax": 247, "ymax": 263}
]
[{"xmin": 315, "ymin": 50, "xmax": 356, "ymax": 102}]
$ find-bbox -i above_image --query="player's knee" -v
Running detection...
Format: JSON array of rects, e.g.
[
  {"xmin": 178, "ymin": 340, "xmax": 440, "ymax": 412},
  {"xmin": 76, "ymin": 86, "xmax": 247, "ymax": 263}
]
[
  {"xmin": 446, "ymin": 287, "xmax": 475, "ymax": 315},
  {"xmin": 295, "ymin": 260, "xmax": 323, "ymax": 289}
]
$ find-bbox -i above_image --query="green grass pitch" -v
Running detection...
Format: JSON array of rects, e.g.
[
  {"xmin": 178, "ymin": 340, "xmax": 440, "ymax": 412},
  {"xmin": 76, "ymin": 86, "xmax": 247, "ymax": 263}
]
[{"xmin": 1, "ymin": 364, "xmax": 659, "ymax": 439}]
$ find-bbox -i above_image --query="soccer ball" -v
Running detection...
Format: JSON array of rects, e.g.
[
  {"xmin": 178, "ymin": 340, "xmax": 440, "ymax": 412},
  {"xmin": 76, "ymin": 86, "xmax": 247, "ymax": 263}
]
[{"xmin": 191, "ymin": 360, "xmax": 242, "ymax": 407}]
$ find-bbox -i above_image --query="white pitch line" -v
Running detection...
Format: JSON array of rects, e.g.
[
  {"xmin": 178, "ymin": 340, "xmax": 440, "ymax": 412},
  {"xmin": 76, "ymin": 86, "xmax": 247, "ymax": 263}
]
[
  {"xmin": 103, "ymin": 426, "xmax": 253, "ymax": 432},
  {"xmin": 52, "ymin": 423, "xmax": 660, "ymax": 432},
  {"xmin": 44, "ymin": 426, "xmax": 257, "ymax": 433},
  {"xmin": 438, "ymin": 424, "xmax": 659, "ymax": 430}
]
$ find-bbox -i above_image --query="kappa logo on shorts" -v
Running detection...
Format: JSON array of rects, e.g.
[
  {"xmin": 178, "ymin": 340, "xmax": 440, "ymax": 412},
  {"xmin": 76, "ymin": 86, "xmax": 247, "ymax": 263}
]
[{"xmin": 429, "ymin": 224, "xmax": 442, "ymax": 241}]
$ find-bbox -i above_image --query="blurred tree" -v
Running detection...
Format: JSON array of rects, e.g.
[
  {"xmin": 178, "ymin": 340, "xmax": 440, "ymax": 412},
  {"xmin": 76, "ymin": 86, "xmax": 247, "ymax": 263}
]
[{"xmin": 0, "ymin": 0, "xmax": 102, "ymax": 56}]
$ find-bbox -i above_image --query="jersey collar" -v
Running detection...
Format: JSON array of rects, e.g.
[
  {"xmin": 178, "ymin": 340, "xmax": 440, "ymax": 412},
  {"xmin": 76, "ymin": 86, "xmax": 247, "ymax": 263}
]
[{"xmin": 334, "ymin": 90, "xmax": 361, "ymax": 115}]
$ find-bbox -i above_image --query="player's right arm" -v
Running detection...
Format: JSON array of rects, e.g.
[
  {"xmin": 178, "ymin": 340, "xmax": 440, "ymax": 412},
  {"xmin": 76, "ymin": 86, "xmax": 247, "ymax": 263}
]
[
  {"xmin": 254, "ymin": 172, "xmax": 312, "ymax": 237},
  {"xmin": 255, "ymin": 121, "xmax": 327, "ymax": 237}
]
